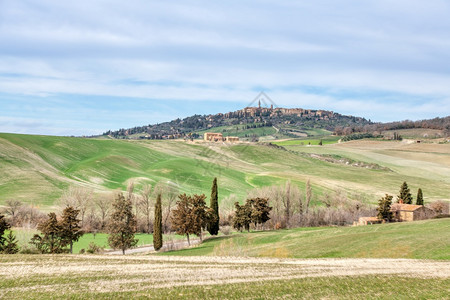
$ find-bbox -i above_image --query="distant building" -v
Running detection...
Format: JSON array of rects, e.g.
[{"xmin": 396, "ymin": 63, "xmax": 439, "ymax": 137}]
[
  {"xmin": 356, "ymin": 217, "xmax": 382, "ymax": 226},
  {"xmin": 204, "ymin": 132, "xmax": 223, "ymax": 142},
  {"xmin": 204, "ymin": 133, "xmax": 239, "ymax": 143},
  {"xmin": 356, "ymin": 203, "xmax": 436, "ymax": 226},
  {"xmin": 225, "ymin": 136, "xmax": 239, "ymax": 142},
  {"xmin": 391, "ymin": 204, "xmax": 436, "ymax": 222}
]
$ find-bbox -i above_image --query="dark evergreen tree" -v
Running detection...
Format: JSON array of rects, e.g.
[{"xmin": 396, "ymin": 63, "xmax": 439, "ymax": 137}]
[
  {"xmin": 416, "ymin": 188, "xmax": 424, "ymax": 205},
  {"xmin": 207, "ymin": 177, "xmax": 220, "ymax": 235},
  {"xmin": 190, "ymin": 194, "xmax": 213, "ymax": 242},
  {"xmin": 31, "ymin": 212, "xmax": 64, "ymax": 253},
  {"xmin": 171, "ymin": 194, "xmax": 211, "ymax": 245},
  {"xmin": 153, "ymin": 193, "xmax": 163, "ymax": 251},
  {"xmin": 108, "ymin": 192, "xmax": 138, "ymax": 255},
  {"xmin": 0, "ymin": 214, "xmax": 11, "ymax": 252},
  {"xmin": 250, "ymin": 197, "xmax": 272, "ymax": 229},
  {"xmin": 232, "ymin": 201, "xmax": 252, "ymax": 232},
  {"xmin": 171, "ymin": 194, "xmax": 192, "ymax": 245},
  {"xmin": 397, "ymin": 181, "xmax": 413, "ymax": 204},
  {"xmin": 377, "ymin": 194, "xmax": 394, "ymax": 222},
  {"xmin": 60, "ymin": 206, "xmax": 83, "ymax": 254},
  {"xmin": 2, "ymin": 231, "xmax": 19, "ymax": 254}
]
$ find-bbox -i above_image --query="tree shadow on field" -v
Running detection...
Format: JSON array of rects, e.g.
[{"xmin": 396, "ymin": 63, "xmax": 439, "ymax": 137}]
[{"xmin": 160, "ymin": 235, "xmax": 237, "ymax": 256}]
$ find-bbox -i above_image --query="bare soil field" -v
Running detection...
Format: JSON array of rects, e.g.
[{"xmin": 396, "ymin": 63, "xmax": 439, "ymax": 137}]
[{"xmin": 1, "ymin": 255, "xmax": 449, "ymax": 299}]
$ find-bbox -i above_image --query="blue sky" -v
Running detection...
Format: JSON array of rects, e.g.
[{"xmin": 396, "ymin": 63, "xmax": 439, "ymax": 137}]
[{"xmin": 1, "ymin": 0, "xmax": 450, "ymax": 136}]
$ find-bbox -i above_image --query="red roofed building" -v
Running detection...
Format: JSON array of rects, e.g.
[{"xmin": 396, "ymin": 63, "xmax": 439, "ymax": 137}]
[{"xmin": 391, "ymin": 203, "xmax": 436, "ymax": 222}]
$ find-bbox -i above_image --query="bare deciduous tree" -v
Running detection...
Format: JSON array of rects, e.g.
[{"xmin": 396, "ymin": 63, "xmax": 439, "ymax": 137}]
[
  {"xmin": 305, "ymin": 179, "xmax": 312, "ymax": 213},
  {"xmin": 139, "ymin": 184, "xmax": 153, "ymax": 234},
  {"xmin": 94, "ymin": 193, "xmax": 112, "ymax": 230},
  {"xmin": 283, "ymin": 181, "xmax": 291, "ymax": 227},
  {"xmin": 247, "ymin": 182, "xmax": 303, "ymax": 229},
  {"xmin": 157, "ymin": 181, "xmax": 179, "ymax": 233},
  {"xmin": 127, "ymin": 181, "xmax": 138, "ymax": 218},
  {"xmin": 2, "ymin": 200, "xmax": 22, "ymax": 226},
  {"xmin": 59, "ymin": 187, "xmax": 93, "ymax": 228}
]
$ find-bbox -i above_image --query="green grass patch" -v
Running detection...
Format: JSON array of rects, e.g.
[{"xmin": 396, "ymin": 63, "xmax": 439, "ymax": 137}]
[
  {"xmin": 163, "ymin": 218, "xmax": 450, "ymax": 260},
  {"xmin": 273, "ymin": 135, "xmax": 340, "ymax": 146}
]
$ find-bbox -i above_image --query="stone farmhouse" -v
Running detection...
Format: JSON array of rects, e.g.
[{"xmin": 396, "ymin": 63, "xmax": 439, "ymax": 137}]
[
  {"xmin": 204, "ymin": 132, "xmax": 223, "ymax": 142},
  {"xmin": 391, "ymin": 203, "xmax": 436, "ymax": 222},
  {"xmin": 356, "ymin": 203, "xmax": 436, "ymax": 226},
  {"xmin": 204, "ymin": 132, "xmax": 239, "ymax": 142}
]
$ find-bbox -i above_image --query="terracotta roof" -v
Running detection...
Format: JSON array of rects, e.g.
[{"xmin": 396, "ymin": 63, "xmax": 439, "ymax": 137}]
[{"xmin": 395, "ymin": 204, "xmax": 423, "ymax": 211}]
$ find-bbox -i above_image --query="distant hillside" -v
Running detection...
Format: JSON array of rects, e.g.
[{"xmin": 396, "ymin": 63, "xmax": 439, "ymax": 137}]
[
  {"xmin": 1, "ymin": 133, "xmax": 449, "ymax": 209},
  {"xmin": 102, "ymin": 102, "xmax": 450, "ymax": 141},
  {"xmin": 102, "ymin": 104, "xmax": 371, "ymax": 140}
]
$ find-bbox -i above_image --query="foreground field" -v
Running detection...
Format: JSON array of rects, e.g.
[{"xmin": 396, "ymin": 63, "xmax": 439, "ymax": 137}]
[
  {"xmin": 1, "ymin": 255, "xmax": 449, "ymax": 299},
  {"xmin": 165, "ymin": 218, "xmax": 450, "ymax": 260}
]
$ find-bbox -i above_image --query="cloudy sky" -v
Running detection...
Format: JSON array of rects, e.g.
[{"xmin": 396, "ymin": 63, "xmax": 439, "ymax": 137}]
[{"xmin": 1, "ymin": 1, "xmax": 450, "ymax": 136}]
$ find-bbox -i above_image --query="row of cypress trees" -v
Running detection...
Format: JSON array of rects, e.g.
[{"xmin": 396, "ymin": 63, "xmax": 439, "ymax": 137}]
[{"xmin": 397, "ymin": 181, "xmax": 424, "ymax": 205}]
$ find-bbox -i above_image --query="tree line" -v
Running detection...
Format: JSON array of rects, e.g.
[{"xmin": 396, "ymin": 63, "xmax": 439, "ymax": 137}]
[
  {"xmin": 2, "ymin": 178, "xmax": 447, "ymax": 255},
  {"xmin": 335, "ymin": 116, "xmax": 450, "ymax": 137}
]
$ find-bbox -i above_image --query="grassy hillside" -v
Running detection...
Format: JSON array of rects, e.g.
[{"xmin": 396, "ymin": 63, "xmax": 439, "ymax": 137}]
[
  {"xmin": 1, "ymin": 133, "xmax": 449, "ymax": 210},
  {"xmin": 164, "ymin": 218, "xmax": 450, "ymax": 260}
]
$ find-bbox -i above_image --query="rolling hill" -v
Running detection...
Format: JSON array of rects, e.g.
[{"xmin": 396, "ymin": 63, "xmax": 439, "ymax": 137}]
[
  {"xmin": 1, "ymin": 132, "xmax": 449, "ymax": 210},
  {"xmin": 164, "ymin": 218, "xmax": 450, "ymax": 260}
]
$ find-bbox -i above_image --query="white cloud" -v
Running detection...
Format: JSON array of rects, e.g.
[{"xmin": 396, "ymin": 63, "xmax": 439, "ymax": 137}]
[{"xmin": 0, "ymin": 0, "xmax": 449, "ymax": 134}]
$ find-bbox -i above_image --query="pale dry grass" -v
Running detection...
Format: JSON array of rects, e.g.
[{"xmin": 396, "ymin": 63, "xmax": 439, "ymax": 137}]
[{"xmin": 1, "ymin": 255, "xmax": 449, "ymax": 295}]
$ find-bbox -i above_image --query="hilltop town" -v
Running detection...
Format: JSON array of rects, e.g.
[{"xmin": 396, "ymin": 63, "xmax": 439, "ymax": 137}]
[
  {"xmin": 224, "ymin": 100, "xmax": 336, "ymax": 120},
  {"xmin": 103, "ymin": 101, "xmax": 369, "ymax": 140}
]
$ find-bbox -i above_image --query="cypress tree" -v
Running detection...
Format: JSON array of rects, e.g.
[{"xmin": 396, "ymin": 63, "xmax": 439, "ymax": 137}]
[
  {"xmin": 416, "ymin": 188, "xmax": 424, "ymax": 205},
  {"xmin": 207, "ymin": 177, "xmax": 220, "ymax": 235},
  {"xmin": 397, "ymin": 181, "xmax": 413, "ymax": 204},
  {"xmin": 153, "ymin": 193, "xmax": 163, "ymax": 251}
]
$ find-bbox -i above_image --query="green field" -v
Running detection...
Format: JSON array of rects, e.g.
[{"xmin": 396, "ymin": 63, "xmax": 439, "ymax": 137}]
[
  {"xmin": 1, "ymin": 132, "xmax": 449, "ymax": 210},
  {"xmin": 273, "ymin": 135, "xmax": 340, "ymax": 146},
  {"xmin": 10, "ymin": 228, "xmax": 190, "ymax": 253},
  {"xmin": 164, "ymin": 218, "xmax": 450, "ymax": 260}
]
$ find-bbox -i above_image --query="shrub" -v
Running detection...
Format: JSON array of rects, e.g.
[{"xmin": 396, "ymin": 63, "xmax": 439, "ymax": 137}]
[
  {"xmin": 219, "ymin": 226, "xmax": 232, "ymax": 236},
  {"xmin": 19, "ymin": 244, "xmax": 40, "ymax": 254},
  {"xmin": 86, "ymin": 242, "xmax": 104, "ymax": 254}
]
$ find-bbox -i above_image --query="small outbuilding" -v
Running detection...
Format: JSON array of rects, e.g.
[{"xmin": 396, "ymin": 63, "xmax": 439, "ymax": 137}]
[
  {"xmin": 225, "ymin": 136, "xmax": 239, "ymax": 142},
  {"xmin": 356, "ymin": 217, "xmax": 383, "ymax": 226}
]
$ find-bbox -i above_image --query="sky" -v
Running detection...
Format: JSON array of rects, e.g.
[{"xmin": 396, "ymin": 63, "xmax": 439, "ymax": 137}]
[{"xmin": 1, "ymin": 0, "xmax": 450, "ymax": 136}]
